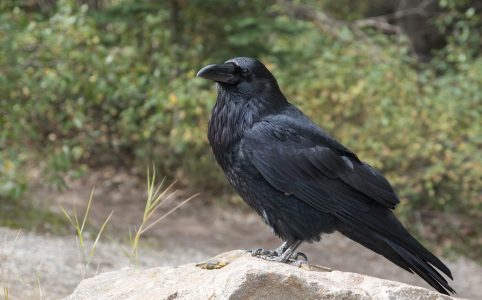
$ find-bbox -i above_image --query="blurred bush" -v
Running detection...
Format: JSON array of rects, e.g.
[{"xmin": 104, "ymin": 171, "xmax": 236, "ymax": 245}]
[{"xmin": 0, "ymin": 0, "xmax": 480, "ymax": 258}]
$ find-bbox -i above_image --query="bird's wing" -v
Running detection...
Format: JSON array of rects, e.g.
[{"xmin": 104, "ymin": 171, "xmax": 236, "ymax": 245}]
[{"xmin": 242, "ymin": 115, "xmax": 400, "ymax": 212}]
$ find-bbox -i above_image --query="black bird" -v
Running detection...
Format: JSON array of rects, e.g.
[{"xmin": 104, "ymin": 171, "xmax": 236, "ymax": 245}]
[{"xmin": 197, "ymin": 57, "xmax": 455, "ymax": 295}]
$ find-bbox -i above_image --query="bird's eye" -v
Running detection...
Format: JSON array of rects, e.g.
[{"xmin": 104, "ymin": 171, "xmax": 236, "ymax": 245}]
[{"xmin": 240, "ymin": 68, "xmax": 251, "ymax": 77}]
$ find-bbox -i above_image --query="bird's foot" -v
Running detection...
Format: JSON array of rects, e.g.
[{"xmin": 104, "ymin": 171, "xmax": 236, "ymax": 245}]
[
  {"xmin": 286, "ymin": 251, "xmax": 308, "ymax": 267},
  {"xmin": 248, "ymin": 246, "xmax": 331, "ymax": 271},
  {"xmin": 249, "ymin": 248, "xmax": 308, "ymax": 265},
  {"xmin": 264, "ymin": 251, "xmax": 308, "ymax": 263},
  {"xmin": 247, "ymin": 248, "xmax": 279, "ymax": 259},
  {"xmin": 262, "ymin": 255, "xmax": 307, "ymax": 268},
  {"xmin": 248, "ymin": 241, "xmax": 308, "ymax": 266}
]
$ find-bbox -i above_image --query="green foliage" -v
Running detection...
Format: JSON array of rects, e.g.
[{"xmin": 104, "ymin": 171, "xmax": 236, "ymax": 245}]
[
  {"xmin": 0, "ymin": 1, "xmax": 480, "ymax": 259},
  {"xmin": 436, "ymin": 0, "xmax": 482, "ymax": 65},
  {"xmin": 316, "ymin": 0, "xmax": 391, "ymax": 20},
  {"xmin": 0, "ymin": 153, "xmax": 27, "ymax": 201}
]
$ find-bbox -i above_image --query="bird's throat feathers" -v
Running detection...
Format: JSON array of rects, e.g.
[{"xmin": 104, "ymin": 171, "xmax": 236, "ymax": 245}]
[{"xmin": 208, "ymin": 86, "xmax": 284, "ymax": 156}]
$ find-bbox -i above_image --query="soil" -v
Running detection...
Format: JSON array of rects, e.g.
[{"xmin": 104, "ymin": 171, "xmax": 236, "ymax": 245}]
[{"xmin": 1, "ymin": 168, "xmax": 481, "ymax": 299}]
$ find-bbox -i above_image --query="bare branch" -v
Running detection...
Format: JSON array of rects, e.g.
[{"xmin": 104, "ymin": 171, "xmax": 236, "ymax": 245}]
[{"xmin": 353, "ymin": 18, "xmax": 402, "ymax": 35}]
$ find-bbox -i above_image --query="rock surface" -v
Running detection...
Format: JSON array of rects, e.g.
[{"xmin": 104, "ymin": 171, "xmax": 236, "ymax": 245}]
[{"xmin": 65, "ymin": 250, "xmax": 459, "ymax": 300}]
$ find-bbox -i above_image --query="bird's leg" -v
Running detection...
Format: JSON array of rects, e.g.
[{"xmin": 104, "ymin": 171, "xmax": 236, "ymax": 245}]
[
  {"xmin": 276, "ymin": 240, "xmax": 303, "ymax": 263},
  {"xmin": 274, "ymin": 241, "xmax": 289, "ymax": 256},
  {"xmin": 267, "ymin": 239, "xmax": 308, "ymax": 264}
]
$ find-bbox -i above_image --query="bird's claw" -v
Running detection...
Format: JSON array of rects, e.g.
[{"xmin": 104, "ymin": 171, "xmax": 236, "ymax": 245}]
[
  {"xmin": 262, "ymin": 254, "xmax": 308, "ymax": 267},
  {"xmin": 249, "ymin": 249, "xmax": 309, "ymax": 266},
  {"xmin": 248, "ymin": 248, "xmax": 278, "ymax": 258},
  {"xmin": 291, "ymin": 251, "xmax": 308, "ymax": 261}
]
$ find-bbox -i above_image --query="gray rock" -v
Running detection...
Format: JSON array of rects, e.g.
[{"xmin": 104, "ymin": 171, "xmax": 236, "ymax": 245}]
[{"xmin": 65, "ymin": 250, "xmax": 459, "ymax": 300}]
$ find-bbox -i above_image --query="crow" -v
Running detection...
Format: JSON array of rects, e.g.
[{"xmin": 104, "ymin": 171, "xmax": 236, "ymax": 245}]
[{"xmin": 197, "ymin": 57, "xmax": 455, "ymax": 295}]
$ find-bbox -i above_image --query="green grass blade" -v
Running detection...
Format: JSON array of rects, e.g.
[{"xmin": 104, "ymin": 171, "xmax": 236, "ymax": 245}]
[
  {"xmin": 88, "ymin": 210, "xmax": 114, "ymax": 261},
  {"xmin": 80, "ymin": 187, "xmax": 95, "ymax": 233}
]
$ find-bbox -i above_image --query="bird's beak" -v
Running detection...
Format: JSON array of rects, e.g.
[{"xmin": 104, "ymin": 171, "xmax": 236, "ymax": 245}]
[{"xmin": 197, "ymin": 63, "xmax": 238, "ymax": 84}]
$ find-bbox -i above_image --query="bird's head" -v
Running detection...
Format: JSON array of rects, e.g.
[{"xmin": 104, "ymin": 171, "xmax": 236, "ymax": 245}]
[{"xmin": 197, "ymin": 57, "xmax": 282, "ymax": 98}]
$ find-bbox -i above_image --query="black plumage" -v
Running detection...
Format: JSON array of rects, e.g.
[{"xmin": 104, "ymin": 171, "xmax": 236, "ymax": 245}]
[{"xmin": 197, "ymin": 57, "xmax": 454, "ymax": 295}]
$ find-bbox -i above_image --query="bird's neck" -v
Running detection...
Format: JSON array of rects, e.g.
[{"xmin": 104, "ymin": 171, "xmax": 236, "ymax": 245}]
[{"xmin": 208, "ymin": 89, "xmax": 284, "ymax": 161}]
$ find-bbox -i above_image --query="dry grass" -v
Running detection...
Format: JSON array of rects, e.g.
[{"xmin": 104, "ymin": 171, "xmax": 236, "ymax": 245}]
[
  {"xmin": 0, "ymin": 230, "xmax": 22, "ymax": 300},
  {"xmin": 121, "ymin": 166, "xmax": 198, "ymax": 266},
  {"xmin": 58, "ymin": 188, "xmax": 113, "ymax": 279},
  {"xmin": 59, "ymin": 166, "xmax": 198, "ymax": 272}
]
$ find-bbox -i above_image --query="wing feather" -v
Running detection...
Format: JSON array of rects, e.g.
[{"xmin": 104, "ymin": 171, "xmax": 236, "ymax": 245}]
[{"xmin": 243, "ymin": 117, "xmax": 399, "ymax": 211}]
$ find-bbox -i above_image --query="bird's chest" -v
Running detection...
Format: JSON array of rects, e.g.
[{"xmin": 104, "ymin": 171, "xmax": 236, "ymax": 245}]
[
  {"xmin": 207, "ymin": 95, "xmax": 271, "ymax": 207},
  {"xmin": 210, "ymin": 136, "xmax": 263, "ymax": 200},
  {"xmin": 208, "ymin": 99, "xmax": 255, "ymax": 173}
]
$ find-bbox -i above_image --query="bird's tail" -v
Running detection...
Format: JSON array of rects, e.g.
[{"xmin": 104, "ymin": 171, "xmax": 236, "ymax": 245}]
[{"xmin": 337, "ymin": 213, "xmax": 455, "ymax": 295}]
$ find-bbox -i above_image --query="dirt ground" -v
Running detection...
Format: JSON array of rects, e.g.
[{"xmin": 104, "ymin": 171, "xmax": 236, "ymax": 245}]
[{"xmin": 1, "ymin": 168, "xmax": 481, "ymax": 299}]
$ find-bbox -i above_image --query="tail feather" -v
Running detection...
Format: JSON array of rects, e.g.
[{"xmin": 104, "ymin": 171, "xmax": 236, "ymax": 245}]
[
  {"xmin": 384, "ymin": 238, "xmax": 455, "ymax": 295},
  {"xmin": 338, "ymin": 221, "xmax": 455, "ymax": 295},
  {"xmin": 390, "ymin": 227, "xmax": 453, "ymax": 280},
  {"xmin": 339, "ymin": 208, "xmax": 453, "ymax": 280},
  {"xmin": 338, "ymin": 225, "xmax": 413, "ymax": 273}
]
